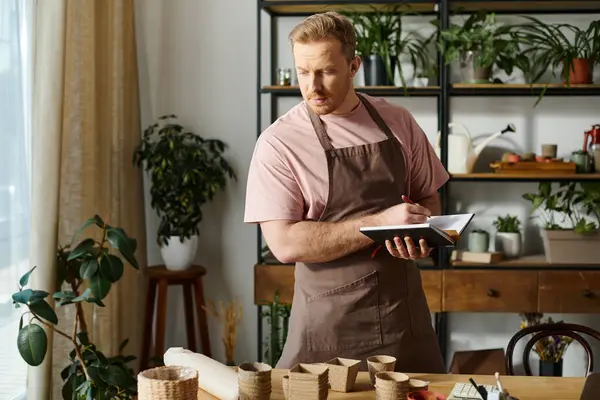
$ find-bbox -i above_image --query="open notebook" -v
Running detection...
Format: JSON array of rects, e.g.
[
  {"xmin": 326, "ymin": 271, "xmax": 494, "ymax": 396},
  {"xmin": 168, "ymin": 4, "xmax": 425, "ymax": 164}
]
[{"xmin": 360, "ymin": 213, "xmax": 475, "ymax": 248}]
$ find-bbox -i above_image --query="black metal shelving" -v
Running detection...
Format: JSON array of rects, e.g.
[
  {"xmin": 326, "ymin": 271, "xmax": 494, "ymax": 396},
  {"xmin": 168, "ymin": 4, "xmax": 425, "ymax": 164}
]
[{"xmin": 255, "ymin": 0, "xmax": 600, "ymax": 364}]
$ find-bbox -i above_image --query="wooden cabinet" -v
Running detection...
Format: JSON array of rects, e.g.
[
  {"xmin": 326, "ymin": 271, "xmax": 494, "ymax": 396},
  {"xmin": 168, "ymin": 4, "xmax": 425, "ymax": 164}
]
[
  {"xmin": 443, "ymin": 270, "xmax": 538, "ymax": 312},
  {"xmin": 254, "ymin": 264, "xmax": 600, "ymax": 314},
  {"xmin": 538, "ymin": 271, "xmax": 600, "ymax": 313}
]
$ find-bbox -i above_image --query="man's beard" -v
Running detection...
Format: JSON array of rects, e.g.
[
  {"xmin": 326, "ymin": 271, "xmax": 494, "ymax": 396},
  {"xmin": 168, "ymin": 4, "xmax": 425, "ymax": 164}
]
[{"xmin": 306, "ymin": 81, "xmax": 351, "ymax": 116}]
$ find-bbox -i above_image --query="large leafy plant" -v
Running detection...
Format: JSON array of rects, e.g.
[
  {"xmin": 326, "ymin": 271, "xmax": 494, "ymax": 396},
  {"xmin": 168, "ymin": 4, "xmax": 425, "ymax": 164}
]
[
  {"xmin": 12, "ymin": 215, "xmax": 139, "ymax": 399},
  {"xmin": 438, "ymin": 11, "xmax": 521, "ymax": 76},
  {"xmin": 344, "ymin": 6, "xmax": 433, "ymax": 87},
  {"xmin": 134, "ymin": 114, "xmax": 236, "ymax": 246},
  {"xmin": 511, "ymin": 17, "xmax": 600, "ymax": 85},
  {"xmin": 522, "ymin": 182, "xmax": 600, "ymax": 233}
]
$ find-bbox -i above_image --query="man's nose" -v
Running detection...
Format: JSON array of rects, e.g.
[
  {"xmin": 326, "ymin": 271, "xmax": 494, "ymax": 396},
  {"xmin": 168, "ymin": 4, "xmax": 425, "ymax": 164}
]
[{"xmin": 309, "ymin": 74, "xmax": 323, "ymax": 92}]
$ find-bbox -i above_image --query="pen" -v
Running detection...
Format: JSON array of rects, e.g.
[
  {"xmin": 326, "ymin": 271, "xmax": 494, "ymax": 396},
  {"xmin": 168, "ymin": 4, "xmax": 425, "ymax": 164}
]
[
  {"xmin": 402, "ymin": 195, "xmax": 431, "ymax": 219},
  {"xmin": 494, "ymin": 372, "xmax": 504, "ymax": 394},
  {"xmin": 469, "ymin": 378, "xmax": 488, "ymax": 400},
  {"xmin": 370, "ymin": 195, "xmax": 427, "ymax": 259}
]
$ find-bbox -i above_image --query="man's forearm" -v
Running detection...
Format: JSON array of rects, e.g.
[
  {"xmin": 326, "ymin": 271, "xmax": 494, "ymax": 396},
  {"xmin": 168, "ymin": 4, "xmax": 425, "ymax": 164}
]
[{"xmin": 275, "ymin": 215, "xmax": 381, "ymax": 264}]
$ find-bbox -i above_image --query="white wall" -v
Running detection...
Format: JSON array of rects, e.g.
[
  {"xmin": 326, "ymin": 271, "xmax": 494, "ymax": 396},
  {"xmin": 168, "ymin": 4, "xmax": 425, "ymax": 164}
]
[{"xmin": 135, "ymin": 0, "xmax": 600, "ymax": 376}]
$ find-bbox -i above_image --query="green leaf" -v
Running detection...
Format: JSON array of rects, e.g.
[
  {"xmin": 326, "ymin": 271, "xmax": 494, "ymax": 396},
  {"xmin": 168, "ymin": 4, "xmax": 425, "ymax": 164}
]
[
  {"xmin": 79, "ymin": 259, "xmax": 98, "ymax": 280},
  {"xmin": 106, "ymin": 228, "xmax": 138, "ymax": 269},
  {"xmin": 67, "ymin": 238, "xmax": 96, "ymax": 261},
  {"xmin": 19, "ymin": 266, "xmax": 36, "ymax": 287},
  {"xmin": 17, "ymin": 324, "xmax": 47, "ymax": 366},
  {"xmin": 71, "ymin": 215, "xmax": 105, "ymax": 244},
  {"xmin": 13, "ymin": 289, "xmax": 45, "ymax": 305},
  {"xmin": 100, "ymin": 255, "xmax": 124, "ymax": 283},
  {"xmin": 29, "ymin": 299, "xmax": 58, "ymax": 324},
  {"xmin": 100, "ymin": 364, "xmax": 132, "ymax": 388},
  {"xmin": 90, "ymin": 273, "xmax": 111, "ymax": 300}
]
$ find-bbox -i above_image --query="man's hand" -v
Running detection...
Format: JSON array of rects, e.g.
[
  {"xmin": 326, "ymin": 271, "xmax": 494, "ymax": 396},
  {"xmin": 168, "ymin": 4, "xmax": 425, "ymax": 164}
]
[
  {"xmin": 377, "ymin": 203, "xmax": 433, "ymax": 260},
  {"xmin": 385, "ymin": 237, "xmax": 432, "ymax": 260}
]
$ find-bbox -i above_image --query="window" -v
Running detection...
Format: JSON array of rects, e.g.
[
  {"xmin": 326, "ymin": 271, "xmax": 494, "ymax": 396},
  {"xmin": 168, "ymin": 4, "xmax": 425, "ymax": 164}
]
[{"xmin": 0, "ymin": 0, "xmax": 33, "ymax": 398}]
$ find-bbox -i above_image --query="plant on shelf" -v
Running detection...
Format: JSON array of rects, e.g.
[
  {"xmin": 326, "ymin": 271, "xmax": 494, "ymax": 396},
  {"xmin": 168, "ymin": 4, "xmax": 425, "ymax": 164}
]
[
  {"xmin": 344, "ymin": 6, "xmax": 433, "ymax": 88},
  {"xmin": 511, "ymin": 17, "xmax": 600, "ymax": 86},
  {"xmin": 468, "ymin": 229, "xmax": 489, "ymax": 253},
  {"xmin": 12, "ymin": 215, "xmax": 139, "ymax": 399},
  {"xmin": 493, "ymin": 214, "xmax": 522, "ymax": 258},
  {"xmin": 519, "ymin": 313, "xmax": 573, "ymax": 376},
  {"xmin": 437, "ymin": 11, "xmax": 522, "ymax": 84},
  {"xmin": 522, "ymin": 181, "xmax": 600, "ymax": 263},
  {"xmin": 133, "ymin": 114, "xmax": 236, "ymax": 270}
]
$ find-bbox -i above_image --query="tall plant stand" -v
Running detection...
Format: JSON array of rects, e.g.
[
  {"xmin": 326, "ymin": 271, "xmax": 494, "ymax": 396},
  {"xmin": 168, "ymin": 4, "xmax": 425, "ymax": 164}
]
[{"xmin": 140, "ymin": 265, "xmax": 212, "ymax": 370}]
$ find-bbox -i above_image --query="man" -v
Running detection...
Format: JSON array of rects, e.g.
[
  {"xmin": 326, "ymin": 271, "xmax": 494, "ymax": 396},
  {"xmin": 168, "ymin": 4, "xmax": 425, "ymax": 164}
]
[{"xmin": 244, "ymin": 11, "xmax": 449, "ymax": 373}]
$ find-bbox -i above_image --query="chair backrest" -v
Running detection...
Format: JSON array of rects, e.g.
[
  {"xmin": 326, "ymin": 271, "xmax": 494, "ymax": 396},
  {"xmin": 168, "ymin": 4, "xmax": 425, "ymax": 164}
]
[{"xmin": 506, "ymin": 322, "xmax": 600, "ymax": 376}]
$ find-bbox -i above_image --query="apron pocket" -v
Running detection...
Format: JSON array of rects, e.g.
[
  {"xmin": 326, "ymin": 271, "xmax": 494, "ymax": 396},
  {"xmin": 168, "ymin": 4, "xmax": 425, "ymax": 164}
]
[{"xmin": 305, "ymin": 270, "xmax": 383, "ymax": 352}]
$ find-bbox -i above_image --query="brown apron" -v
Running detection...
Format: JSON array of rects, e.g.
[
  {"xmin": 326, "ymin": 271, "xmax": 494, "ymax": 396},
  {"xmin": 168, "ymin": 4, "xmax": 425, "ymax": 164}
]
[{"xmin": 275, "ymin": 93, "xmax": 445, "ymax": 373}]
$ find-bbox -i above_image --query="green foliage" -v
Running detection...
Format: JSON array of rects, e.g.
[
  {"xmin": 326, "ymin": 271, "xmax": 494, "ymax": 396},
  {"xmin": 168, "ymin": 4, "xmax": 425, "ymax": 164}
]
[
  {"xmin": 133, "ymin": 114, "xmax": 237, "ymax": 246},
  {"xmin": 344, "ymin": 7, "xmax": 434, "ymax": 87},
  {"xmin": 438, "ymin": 11, "xmax": 521, "ymax": 75},
  {"xmin": 522, "ymin": 182, "xmax": 600, "ymax": 234},
  {"xmin": 12, "ymin": 215, "xmax": 139, "ymax": 399},
  {"xmin": 511, "ymin": 17, "xmax": 600, "ymax": 85},
  {"xmin": 493, "ymin": 214, "xmax": 521, "ymax": 233},
  {"xmin": 259, "ymin": 290, "xmax": 291, "ymax": 367}
]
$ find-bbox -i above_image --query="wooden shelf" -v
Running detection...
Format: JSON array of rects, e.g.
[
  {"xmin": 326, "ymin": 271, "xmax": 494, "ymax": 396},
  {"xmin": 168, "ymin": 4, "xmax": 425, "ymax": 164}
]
[
  {"xmin": 450, "ymin": 173, "xmax": 600, "ymax": 182},
  {"xmin": 450, "ymin": 255, "xmax": 600, "ymax": 269},
  {"xmin": 261, "ymin": 85, "xmax": 439, "ymax": 96},
  {"xmin": 451, "ymin": 1, "xmax": 600, "ymax": 13},
  {"xmin": 260, "ymin": 1, "xmax": 438, "ymax": 15},
  {"xmin": 260, "ymin": 1, "xmax": 600, "ymax": 15},
  {"xmin": 451, "ymin": 83, "xmax": 600, "ymax": 96}
]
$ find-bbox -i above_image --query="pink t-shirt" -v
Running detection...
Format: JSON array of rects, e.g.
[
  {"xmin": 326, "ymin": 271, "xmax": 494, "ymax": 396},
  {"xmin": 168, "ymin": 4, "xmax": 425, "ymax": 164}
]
[{"xmin": 244, "ymin": 94, "xmax": 449, "ymax": 223}]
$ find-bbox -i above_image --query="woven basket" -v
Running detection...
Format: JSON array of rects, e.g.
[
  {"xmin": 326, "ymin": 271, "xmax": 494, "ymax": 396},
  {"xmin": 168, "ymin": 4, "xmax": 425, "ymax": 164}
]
[{"xmin": 138, "ymin": 366, "xmax": 198, "ymax": 400}]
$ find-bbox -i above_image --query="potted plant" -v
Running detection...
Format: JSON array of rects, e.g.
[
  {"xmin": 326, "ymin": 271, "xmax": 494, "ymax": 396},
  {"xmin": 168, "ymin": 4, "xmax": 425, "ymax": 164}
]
[
  {"xmin": 134, "ymin": 114, "xmax": 236, "ymax": 270},
  {"xmin": 520, "ymin": 313, "xmax": 573, "ymax": 377},
  {"xmin": 468, "ymin": 229, "xmax": 489, "ymax": 252},
  {"xmin": 345, "ymin": 8, "xmax": 401, "ymax": 86},
  {"xmin": 345, "ymin": 7, "xmax": 432, "ymax": 88},
  {"xmin": 522, "ymin": 181, "xmax": 600, "ymax": 263},
  {"xmin": 437, "ymin": 11, "xmax": 521, "ymax": 83},
  {"xmin": 493, "ymin": 214, "xmax": 522, "ymax": 258},
  {"xmin": 12, "ymin": 215, "xmax": 139, "ymax": 399},
  {"xmin": 512, "ymin": 17, "xmax": 600, "ymax": 85}
]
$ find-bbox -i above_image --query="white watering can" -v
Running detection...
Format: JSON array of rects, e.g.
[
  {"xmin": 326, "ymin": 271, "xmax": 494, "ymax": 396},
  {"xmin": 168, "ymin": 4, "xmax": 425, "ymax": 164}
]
[{"xmin": 434, "ymin": 122, "xmax": 516, "ymax": 174}]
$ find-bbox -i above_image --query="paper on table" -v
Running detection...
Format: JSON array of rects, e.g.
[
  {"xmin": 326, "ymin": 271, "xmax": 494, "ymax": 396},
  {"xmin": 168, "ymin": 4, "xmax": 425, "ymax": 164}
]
[
  {"xmin": 163, "ymin": 347, "xmax": 238, "ymax": 400},
  {"xmin": 427, "ymin": 213, "xmax": 474, "ymax": 235}
]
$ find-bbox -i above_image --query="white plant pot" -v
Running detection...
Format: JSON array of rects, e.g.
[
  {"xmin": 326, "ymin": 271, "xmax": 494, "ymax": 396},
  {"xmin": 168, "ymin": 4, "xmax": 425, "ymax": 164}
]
[
  {"xmin": 160, "ymin": 235, "xmax": 198, "ymax": 271},
  {"xmin": 495, "ymin": 232, "xmax": 521, "ymax": 258}
]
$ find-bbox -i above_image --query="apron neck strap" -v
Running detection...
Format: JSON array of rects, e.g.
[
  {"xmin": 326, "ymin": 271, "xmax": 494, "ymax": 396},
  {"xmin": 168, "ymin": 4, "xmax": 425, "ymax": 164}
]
[{"xmin": 307, "ymin": 92, "xmax": 395, "ymax": 152}]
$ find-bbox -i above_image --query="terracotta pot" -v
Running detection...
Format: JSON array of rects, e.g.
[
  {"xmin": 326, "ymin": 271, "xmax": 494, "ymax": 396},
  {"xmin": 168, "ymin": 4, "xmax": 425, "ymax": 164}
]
[{"xmin": 564, "ymin": 58, "xmax": 592, "ymax": 84}]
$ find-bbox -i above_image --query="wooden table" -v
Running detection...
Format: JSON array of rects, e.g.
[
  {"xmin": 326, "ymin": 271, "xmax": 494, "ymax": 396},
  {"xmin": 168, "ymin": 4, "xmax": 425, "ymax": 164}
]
[{"xmin": 197, "ymin": 369, "xmax": 584, "ymax": 400}]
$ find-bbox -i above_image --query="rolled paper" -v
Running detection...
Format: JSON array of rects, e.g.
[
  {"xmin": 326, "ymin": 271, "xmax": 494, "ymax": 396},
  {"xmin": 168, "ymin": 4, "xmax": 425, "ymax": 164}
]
[{"xmin": 163, "ymin": 347, "xmax": 238, "ymax": 400}]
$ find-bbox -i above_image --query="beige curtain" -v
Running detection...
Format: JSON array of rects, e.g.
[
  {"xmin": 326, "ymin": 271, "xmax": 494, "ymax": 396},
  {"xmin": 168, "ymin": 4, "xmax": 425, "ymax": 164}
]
[{"xmin": 28, "ymin": 0, "xmax": 147, "ymax": 398}]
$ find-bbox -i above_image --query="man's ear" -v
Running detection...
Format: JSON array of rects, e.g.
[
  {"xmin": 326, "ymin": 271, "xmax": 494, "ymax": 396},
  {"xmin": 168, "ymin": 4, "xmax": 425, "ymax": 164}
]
[{"xmin": 350, "ymin": 56, "xmax": 361, "ymax": 77}]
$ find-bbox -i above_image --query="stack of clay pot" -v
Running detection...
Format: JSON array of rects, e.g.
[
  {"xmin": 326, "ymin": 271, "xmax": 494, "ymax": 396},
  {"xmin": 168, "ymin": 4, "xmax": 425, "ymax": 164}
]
[
  {"xmin": 367, "ymin": 355, "xmax": 397, "ymax": 386},
  {"xmin": 288, "ymin": 363, "xmax": 330, "ymax": 399},
  {"xmin": 237, "ymin": 362, "xmax": 272, "ymax": 400},
  {"xmin": 374, "ymin": 371, "xmax": 410, "ymax": 400}
]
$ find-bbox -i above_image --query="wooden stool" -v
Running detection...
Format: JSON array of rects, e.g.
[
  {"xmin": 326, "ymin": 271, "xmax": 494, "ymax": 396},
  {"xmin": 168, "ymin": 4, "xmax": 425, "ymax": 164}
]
[{"xmin": 140, "ymin": 265, "xmax": 211, "ymax": 370}]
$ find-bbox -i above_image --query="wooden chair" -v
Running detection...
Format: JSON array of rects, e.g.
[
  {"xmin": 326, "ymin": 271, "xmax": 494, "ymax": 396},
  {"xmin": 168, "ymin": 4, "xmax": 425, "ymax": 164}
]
[{"xmin": 506, "ymin": 322, "xmax": 600, "ymax": 376}]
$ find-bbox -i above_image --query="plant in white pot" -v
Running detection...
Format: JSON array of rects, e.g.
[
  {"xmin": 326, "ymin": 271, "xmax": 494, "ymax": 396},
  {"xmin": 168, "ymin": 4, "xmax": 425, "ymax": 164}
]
[
  {"xmin": 493, "ymin": 214, "xmax": 522, "ymax": 258},
  {"xmin": 522, "ymin": 181, "xmax": 600, "ymax": 264},
  {"xmin": 134, "ymin": 114, "xmax": 236, "ymax": 270}
]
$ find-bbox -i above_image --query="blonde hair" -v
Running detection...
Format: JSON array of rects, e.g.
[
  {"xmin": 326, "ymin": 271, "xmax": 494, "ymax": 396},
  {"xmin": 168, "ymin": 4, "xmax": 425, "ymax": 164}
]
[{"xmin": 288, "ymin": 12, "xmax": 356, "ymax": 61}]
